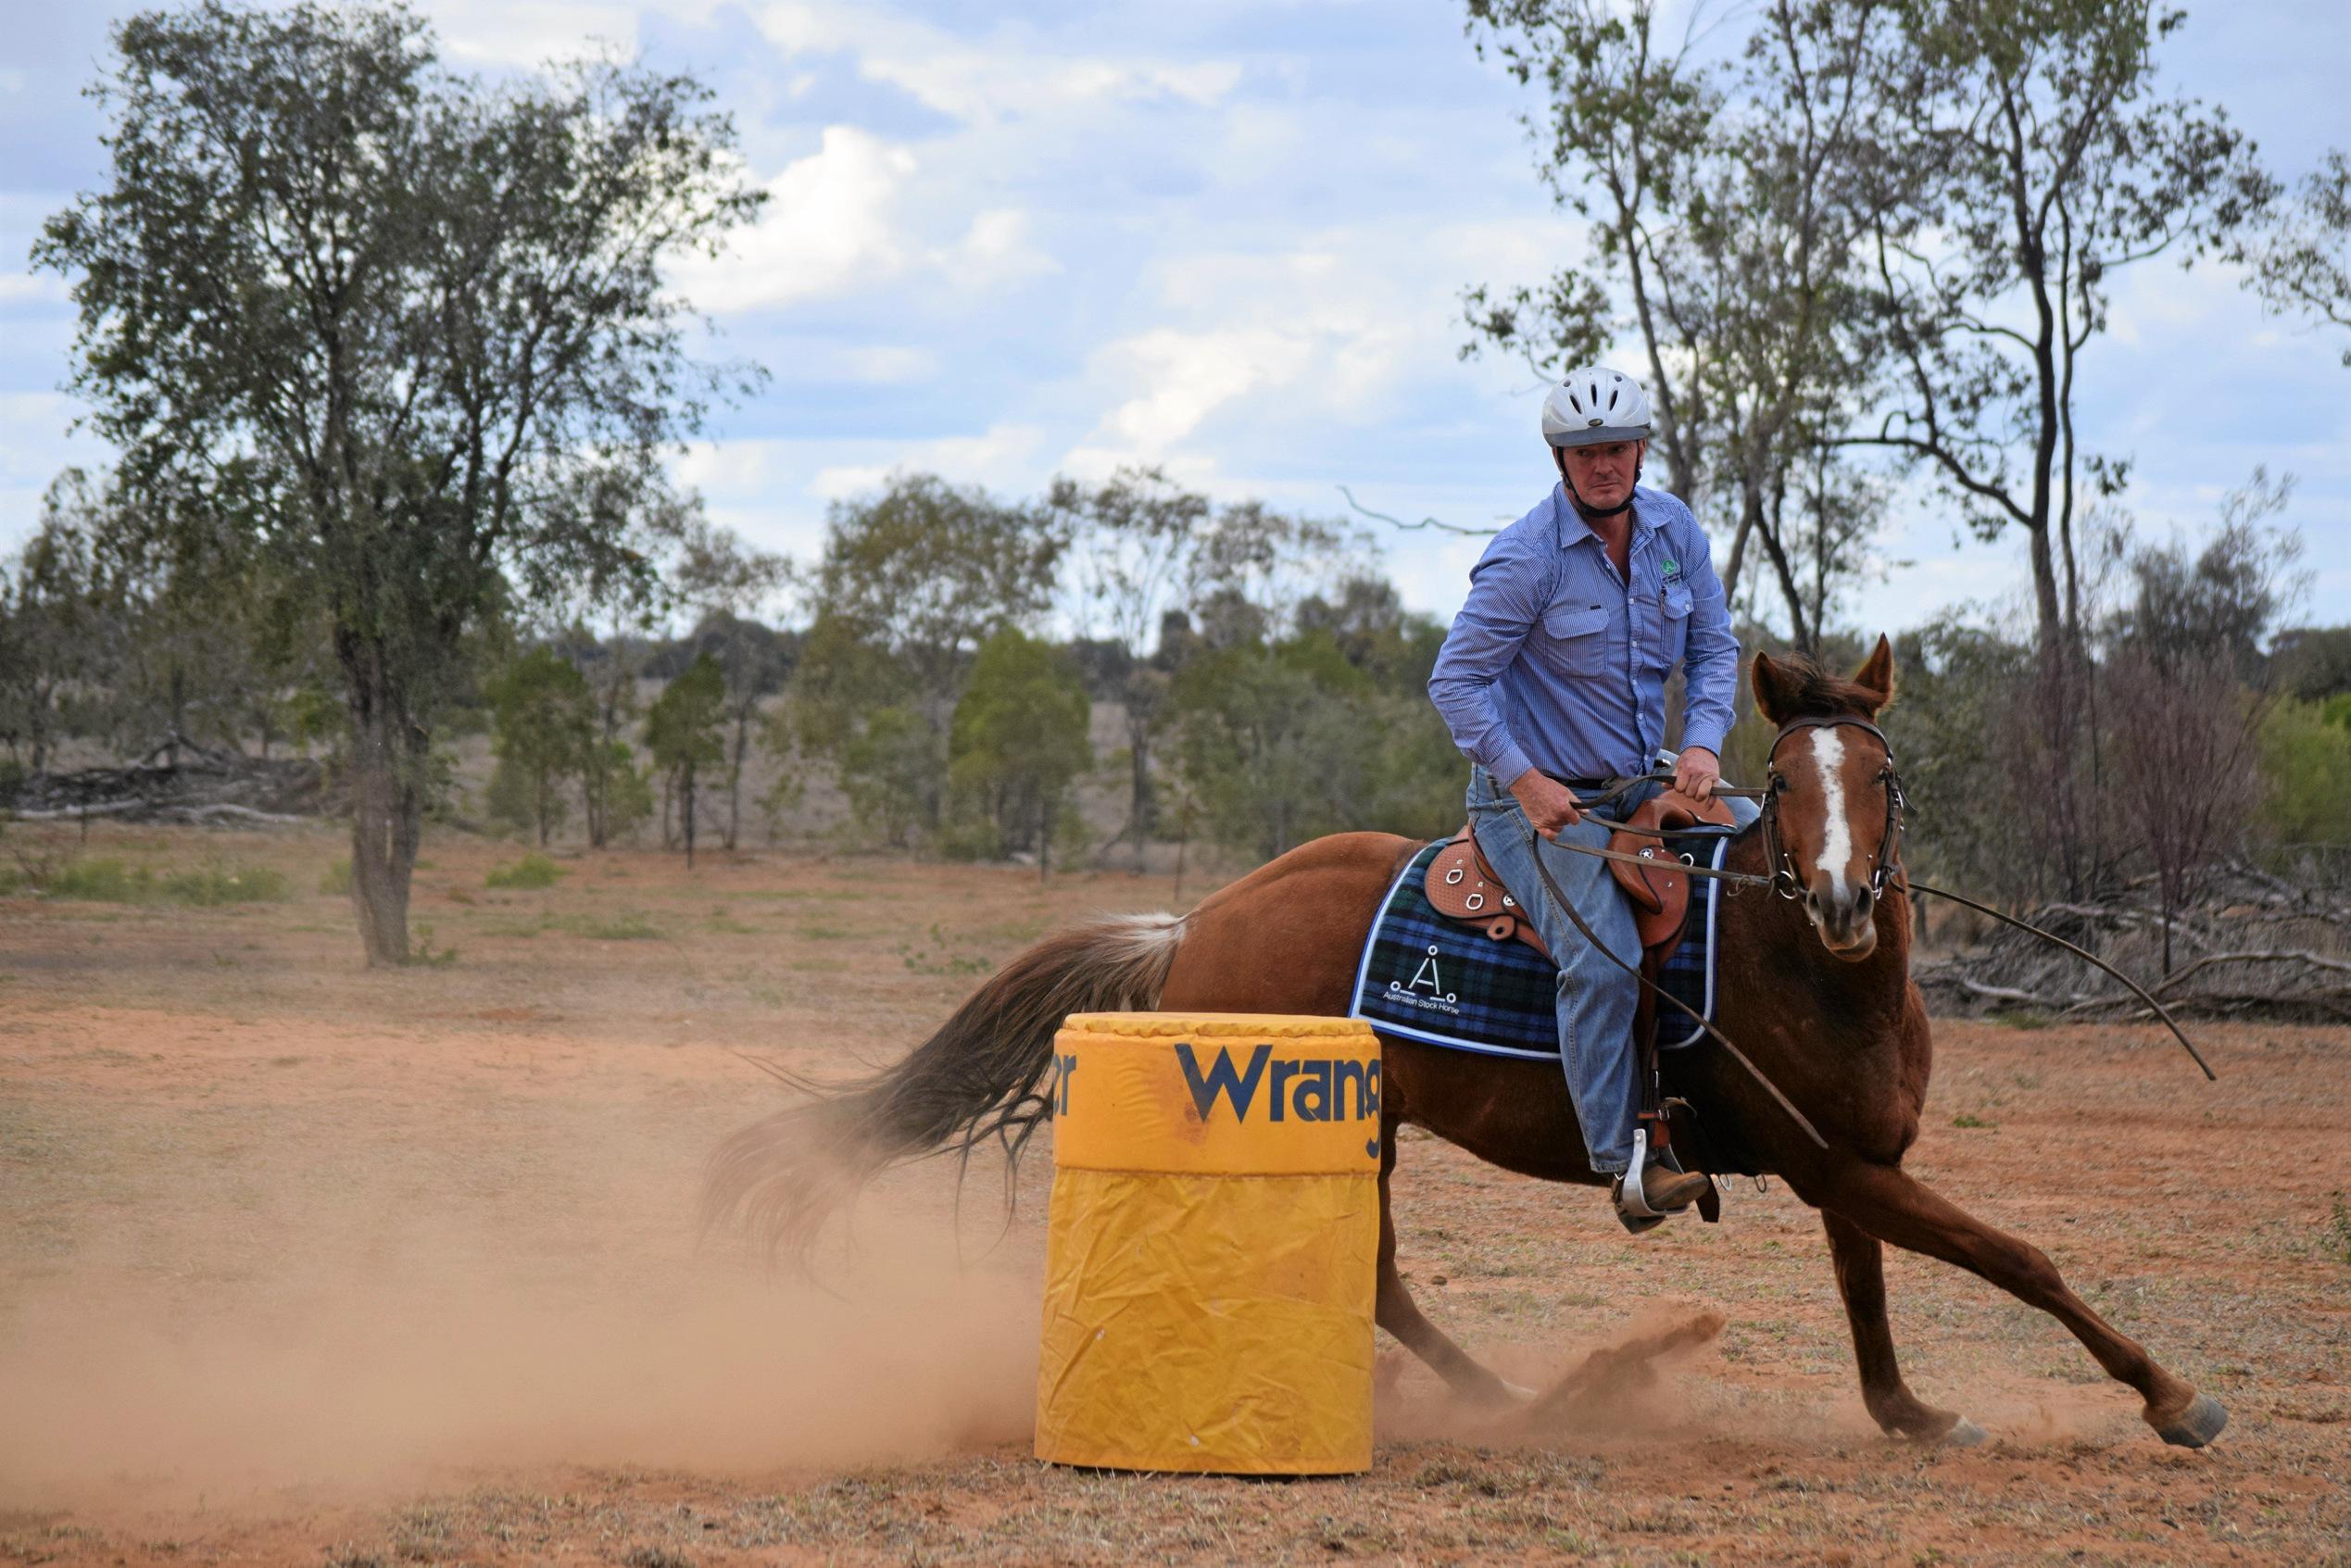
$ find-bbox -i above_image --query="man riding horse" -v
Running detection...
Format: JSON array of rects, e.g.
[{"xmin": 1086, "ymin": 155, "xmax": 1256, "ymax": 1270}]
[{"xmin": 1427, "ymin": 366, "xmax": 1755, "ymax": 1233}]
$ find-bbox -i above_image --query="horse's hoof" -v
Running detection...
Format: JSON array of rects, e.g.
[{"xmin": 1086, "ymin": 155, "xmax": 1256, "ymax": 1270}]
[
  {"xmin": 2155, "ymin": 1393, "xmax": 2228, "ymax": 1449},
  {"xmin": 1939, "ymin": 1416, "xmax": 1989, "ymax": 1448},
  {"xmin": 1501, "ymin": 1379, "xmax": 1538, "ymax": 1402}
]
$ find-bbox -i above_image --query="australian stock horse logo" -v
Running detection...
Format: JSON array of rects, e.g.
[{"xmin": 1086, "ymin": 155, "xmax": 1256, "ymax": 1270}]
[{"xmin": 1388, "ymin": 944, "xmax": 1458, "ymax": 1014}]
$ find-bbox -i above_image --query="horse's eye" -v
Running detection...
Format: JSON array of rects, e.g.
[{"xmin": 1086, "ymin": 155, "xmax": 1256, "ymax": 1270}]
[{"xmin": 1768, "ymin": 775, "xmax": 1791, "ymax": 796}]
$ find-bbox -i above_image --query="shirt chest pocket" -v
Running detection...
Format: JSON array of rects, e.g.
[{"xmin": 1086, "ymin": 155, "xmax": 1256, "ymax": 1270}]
[
  {"xmin": 1539, "ymin": 604, "xmax": 1612, "ymax": 676},
  {"xmin": 1648, "ymin": 585, "xmax": 1693, "ymax": 671}
]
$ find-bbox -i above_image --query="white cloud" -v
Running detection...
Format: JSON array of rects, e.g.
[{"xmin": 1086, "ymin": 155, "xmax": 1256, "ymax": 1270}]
[
  {"xmin": 0, "ymin": 393, "xmax": 107, "ymax": 552},
  {"xmin": 937, "ymin": 207, "xmax": 1058, "ymax": 291},
  {"xmin": 810, "ymin": 422, "xmax": 1047, "ymax": 499},
  {"xmin": 0, "ymin": 272, "xmax": 66, "ymax": 304},
  {"xmin": 1091, "ymin": 326, "xmax": 1316, "ymax": 454},
  {"xmin": 748, "ymin": 2, "xmax": 1241, "ymax": 126},
  {"xmin": 423, "ymin": 0, "xmax": 643, "ymax": 65},
  {"xmin": 670, "ymin": 127, "xmax": 919, "ymax": 314},
  {"xmin": 833, "ymin": 345, "xmax": 939, "ymax": 383},
  {"xmin": 667, "ymin": 424, "xmax": 1055, "ymax": 564},
  {"xmin": 418, "ymin": 0, "xmax": 735, "ymax": 67},
  {"xmin": 1062, "ymin": 219, "xmax": 1576, "ymax": 473},
  {"xmin": 668, "ymin": 136, "xmax": 1056, "ymax": 316}
]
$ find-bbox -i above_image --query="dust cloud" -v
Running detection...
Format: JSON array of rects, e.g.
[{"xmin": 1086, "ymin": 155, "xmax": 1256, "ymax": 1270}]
[
  {"xmin": 1373, "ymin": 1306, "xmax": 1729, "ymax": 1447},
  {"xmin": 0, "ymin": 1100, "xmax": 1042, "ymax": 1510}
]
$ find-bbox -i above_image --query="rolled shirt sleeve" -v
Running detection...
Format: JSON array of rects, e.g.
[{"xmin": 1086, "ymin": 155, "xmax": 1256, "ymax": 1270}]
[
  {"xmin": 1674, "ymin": 517, "xmax": 1739, "ymax": 758},
  {"xmin": 1427, "ymin": 535, "xmax": 1545, "ymax": 789}
]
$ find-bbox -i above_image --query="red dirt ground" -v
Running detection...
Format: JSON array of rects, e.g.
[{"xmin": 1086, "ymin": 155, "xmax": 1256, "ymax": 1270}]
[{"xmin": 1, "ymin": 821, "xmax": 2345, "ymax": 1566}]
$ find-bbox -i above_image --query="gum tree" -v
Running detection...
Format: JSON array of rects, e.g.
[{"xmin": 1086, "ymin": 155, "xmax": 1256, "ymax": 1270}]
[
  {"xmin": 34, "ymin": 1, "xmax": 761, "ymax": 961},
  {"xmin": 1460, "ymin": 0, "xmax": 1896, "ymax": 647},
  {"xmin": 1846, "ymin": 0, "xmax": 2271, "ymax": 659}
]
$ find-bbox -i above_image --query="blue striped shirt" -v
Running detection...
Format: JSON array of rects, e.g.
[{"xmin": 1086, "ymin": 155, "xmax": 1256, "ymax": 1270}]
[{"xmin": 1427, "ymin": 483, "xmax": 1739, "ymax": 786}]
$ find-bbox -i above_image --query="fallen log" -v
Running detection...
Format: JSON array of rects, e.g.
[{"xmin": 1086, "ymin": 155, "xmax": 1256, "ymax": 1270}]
[{"xmin": 1, "ymin": 754, "xmax": 332, "ymax": 823}]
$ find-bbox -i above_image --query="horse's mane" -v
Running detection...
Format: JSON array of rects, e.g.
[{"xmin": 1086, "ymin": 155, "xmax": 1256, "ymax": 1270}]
[{"xmin": 1764, "ymin": 651, "xmax": 1887, "ymax": 720}]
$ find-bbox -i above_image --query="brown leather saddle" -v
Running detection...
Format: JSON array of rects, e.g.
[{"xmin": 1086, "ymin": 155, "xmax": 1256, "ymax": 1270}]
[
  {"xmin": 1427, "ymin": 788, "xmax": 1735, "ymax": 965},
  {"xmin": 1424, "ymin": 831, "xmax": 1550, "ymax": 959}
]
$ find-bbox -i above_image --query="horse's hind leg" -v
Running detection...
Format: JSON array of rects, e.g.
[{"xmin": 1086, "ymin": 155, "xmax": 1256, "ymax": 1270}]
[
  {"xmin": 1375, "ymin": 1135, "xmax": 1521, "ymax": 1406},
  {"xmin": 1820, "ymin": 1160, "xmax": 2225, "ymax": 1448},
  {"xmin": 1822, "ymin": 1210, "xmax": 1983, "ymax": 1445}
]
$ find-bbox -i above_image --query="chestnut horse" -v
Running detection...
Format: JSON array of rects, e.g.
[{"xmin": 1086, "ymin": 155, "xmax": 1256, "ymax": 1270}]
[{"xmin": 704, "ymin": 639, "xmax": 2227, "ymax": 1449}]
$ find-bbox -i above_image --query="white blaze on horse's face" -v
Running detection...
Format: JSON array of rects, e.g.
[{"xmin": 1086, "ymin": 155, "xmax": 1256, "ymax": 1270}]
[
  {"xmin": 1809, "ymin": 727, "xmax": 1854, "ymax": 897},
  {"xmin": 1789, "ymin": 722, "xmax": 1881, "ymax": 960}
]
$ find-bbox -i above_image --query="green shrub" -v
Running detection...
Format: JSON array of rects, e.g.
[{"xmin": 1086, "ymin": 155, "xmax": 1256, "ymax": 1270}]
[
  {"xmin": 319, "ymin": 858, "xmax": 354, "ymax": 895},
  {"xmin": 2323, "ymin": 1194, "xmax": 2351, "ymax": 1267},
  {"xmin": 485, "ymin": 851, "xmax": 565, "ymax": 890},
  {"xmin": 556, "ymin": 909, "xmax": 657, "ymax": 940},
  {"xmin": 159, "ymin": 865, "xmax": 289, "ymax": 905},
  {"xmin": 2260, "ymin": 697, "xmax": 2351, "ymax": 852},
  {"xmin": 47, "ymin": 858, "xmax": 146, "ymax": 900},
  {"xmin": 38, "ymin": 858, "xmax": 287, "ymax": 905}
]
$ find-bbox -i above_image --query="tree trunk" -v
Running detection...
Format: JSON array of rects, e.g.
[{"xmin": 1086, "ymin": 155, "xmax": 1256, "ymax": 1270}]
[
  {"xmin": 584, "ymin": 758, "xmax": 606, "ymax": 848},
  {"xmin": 1172, "ymin": 797, "xmax": 1191, "ymax": 906},
  {"xmin": 682, "ymin": 765, "xmax": 698, "ymax": 868},
  {"xmin": 2026, "ymin": 521, "xmax": 2063, "ymax": 658},
  {"xmin": 1748, "ymin": 485, "xmax": 1814, "ymax": 654},
  {"xmin": 1125, "ymin": 704, "xmax": 1154, "ymax": 872},
  {"xmin": 1719, "ymin": 506, "xmax": 1757, "ymax": 620},
  {"xmin": 724, "ymin": 706, "xmax": 748, "ymax": 851},
  {"xmin": 346, "ymin": 697, "xmax": 422, "ymax": 967}
]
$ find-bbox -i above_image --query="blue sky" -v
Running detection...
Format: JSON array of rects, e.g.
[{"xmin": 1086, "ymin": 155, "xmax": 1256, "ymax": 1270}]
[{"xmin": 3, "ymin": 0, "xmax": 2346, "ymax": 635}]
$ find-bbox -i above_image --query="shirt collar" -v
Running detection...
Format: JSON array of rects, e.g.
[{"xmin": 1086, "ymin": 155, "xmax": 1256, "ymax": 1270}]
[{"xmin": 1552, "ymin": 483, "xmax": 1665, "ymax": 551}]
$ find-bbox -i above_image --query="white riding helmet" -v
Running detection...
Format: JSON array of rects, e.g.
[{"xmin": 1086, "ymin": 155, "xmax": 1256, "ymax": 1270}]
[{"xmin": 1541, "ymin": 367, "xmax": 1653, "ymax": 447}]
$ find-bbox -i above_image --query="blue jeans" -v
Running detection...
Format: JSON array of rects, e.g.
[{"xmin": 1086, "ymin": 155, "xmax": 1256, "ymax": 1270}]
[{"xmin": 1466, "ymin": 764, "xmax": 1757, "ymax": 1175}]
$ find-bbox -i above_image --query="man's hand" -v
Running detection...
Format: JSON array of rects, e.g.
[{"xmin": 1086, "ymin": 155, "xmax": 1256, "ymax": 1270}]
[
  {"xmin": 1507, "ymin": 770, "xmax": 1582, "ymax": 840},
  {"xmin": 1673, "ymin": 746, "xmax": 1721, "ymax": 801}
]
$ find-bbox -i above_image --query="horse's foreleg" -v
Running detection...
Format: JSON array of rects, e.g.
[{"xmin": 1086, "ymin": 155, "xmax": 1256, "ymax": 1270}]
[
  {"xmin": 1374, "ymin": 1134, "xmax": 1521, "ymax": 1406},
  {"xmin": 1821, "ymin": 1210, "xmax": 1983, "ymax": 1445},
  {"xmin": 1820, "ymin": 1160, "xmax": 2226, "ymax": 1447}
]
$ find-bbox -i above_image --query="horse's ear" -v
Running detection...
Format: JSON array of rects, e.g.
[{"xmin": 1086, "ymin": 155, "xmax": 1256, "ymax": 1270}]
[
  {"xmin": 1853, "ymin": 634, "xmax": 1896, "ymax": 712},
  {"xmin": 1750, "ymin": 650, "xmax": 1793, "ymax": 725}
]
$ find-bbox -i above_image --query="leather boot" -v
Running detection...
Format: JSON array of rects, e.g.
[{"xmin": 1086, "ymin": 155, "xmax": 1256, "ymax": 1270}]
[{"xmin": 1613, "ymin": 1160, "xmax": 1711, "ymax": 1234}]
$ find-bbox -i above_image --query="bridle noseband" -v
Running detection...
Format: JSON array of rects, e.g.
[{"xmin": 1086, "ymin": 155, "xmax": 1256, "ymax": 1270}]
[{"xmin": 1758, "ymin": 713, "xmax": 1907, "ymax": 904}]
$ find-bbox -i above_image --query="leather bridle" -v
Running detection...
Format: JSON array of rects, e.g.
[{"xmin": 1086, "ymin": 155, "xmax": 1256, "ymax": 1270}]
[
  {"xmin": 1480, "ymin": 705, "xmax": 2215, "ymax": 1085},
  {"xmin": 1756, "ymin": 713, "xmax": 1907, "ymax": 904}
]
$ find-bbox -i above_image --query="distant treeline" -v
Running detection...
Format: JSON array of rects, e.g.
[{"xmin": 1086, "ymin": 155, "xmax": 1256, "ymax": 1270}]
[{"xmin": 9, "ymin": 463, "xmax": 2348, "ymax": 922}]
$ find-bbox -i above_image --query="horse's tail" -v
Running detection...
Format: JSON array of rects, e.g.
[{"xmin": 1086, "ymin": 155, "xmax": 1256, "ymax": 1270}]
[{"xmin": 700, "ymin": 910, "xmax": 1187, "ymax": 1267}]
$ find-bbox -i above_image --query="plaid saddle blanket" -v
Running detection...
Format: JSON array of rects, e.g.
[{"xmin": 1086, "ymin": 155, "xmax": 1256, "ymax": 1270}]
[{"xmin": 1349, "ymin": 832, "xmax": 1732, "ymax": 1062}]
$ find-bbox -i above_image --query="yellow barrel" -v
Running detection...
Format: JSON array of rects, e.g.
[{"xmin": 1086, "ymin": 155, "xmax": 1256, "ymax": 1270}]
[{"xmin": 1034, "ymin": 1012, "xmax": 1382, "ymax": 1474}]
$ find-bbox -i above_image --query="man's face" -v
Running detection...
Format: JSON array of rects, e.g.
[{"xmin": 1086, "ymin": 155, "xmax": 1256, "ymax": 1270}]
[{"xmin": 1555, "ymin": 440, "xmax": 1643, "ymax": 511}]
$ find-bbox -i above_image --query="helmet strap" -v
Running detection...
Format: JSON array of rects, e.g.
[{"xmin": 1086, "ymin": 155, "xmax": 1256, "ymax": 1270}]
[{"xmin": 1555, "ymin": 448, "xmax": 1644, "ymax": 518}]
